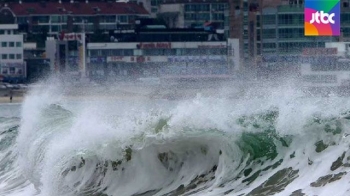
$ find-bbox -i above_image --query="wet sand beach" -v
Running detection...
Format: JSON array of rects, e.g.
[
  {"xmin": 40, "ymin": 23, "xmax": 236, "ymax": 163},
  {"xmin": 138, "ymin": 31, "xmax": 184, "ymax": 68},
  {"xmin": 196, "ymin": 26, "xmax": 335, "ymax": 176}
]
[
  {"xmin": 0, "ymin": 89, "xmax": 26, "ymax": 103},
  {"xmin": 0, "ymin": 80, "xmax": 260, "ymax": 104},
  {"xmin": 0, "ymin": 83, "xmax": 223, "ymax": 104}
]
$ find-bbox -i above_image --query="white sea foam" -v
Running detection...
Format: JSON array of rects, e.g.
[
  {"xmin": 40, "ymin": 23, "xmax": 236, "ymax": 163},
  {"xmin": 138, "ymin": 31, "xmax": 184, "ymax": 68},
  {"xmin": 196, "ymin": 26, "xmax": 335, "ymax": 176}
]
[{"xmin": 1, "ymin": 79, "xmax": 350, "ymax": 195}]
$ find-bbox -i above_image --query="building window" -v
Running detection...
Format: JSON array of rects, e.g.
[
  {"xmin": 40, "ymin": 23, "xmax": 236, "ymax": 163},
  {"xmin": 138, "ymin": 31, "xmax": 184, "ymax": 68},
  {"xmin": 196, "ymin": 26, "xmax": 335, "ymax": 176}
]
[
  {"xmin": 342, "ymin": 27, "xmax": 350, "ymax": 37},
  {"xmin": 100, "ymin": 15, "xmax": 116, "ymax": 23},
  {"xmin": 62, "ymin": 16, "xmax": 68, "ymax": 23},
  {"xmin": 1, "ymin": 42, "xmax": 7, "ymax": 47},
  {"xmin": 0, "ymin": 30, "xmax": 4, "ymax": 34},
  {"xmin": 263, "ymin": 43, "xmax": 276, "ymax": 49},
  {"xmin": 184, "ymin": 13, "xmax": 197, "ymax": 20},
  {"xmin": 278, "ymin": 14, "xmax": 303, "ymax": 25},
  {"xmin": 151, "ymin": 0, "xmax": 161, "ymax": 6},
  {"xmin": 278, "ymin": 28, "xmax": 303, "ymax": 39},
  {"xmin": 110, "ymin": 49, "xmax": 133, "ymax": 56},
  {"xmin": 263, "ymin": 15, "xmax": 276, "ymax": 25},
  {"xmin": 51, "ymin": 25, "xmax": 61, "ymax": 32},
  {"xmin": 201, "ymin": 4, "xmax": 210, "ymax": 11},
  {"xmin": 262, "ymin": 29, "xmax": 276, "ymax": 39},
  {"xmin": 185, "ymin": 4, "xmax": 210, "ymax": 12},
  {"xmin": 341, "ymin": 13, "xmax": 350, "ymax": 25},
  {"xmin": 211, "ymin": 3, "xmax": 226, "ymax": 11},
  {"xmin": 101, "ymin": 49, "xmax": 110, "ymax": 56},
  {"xmin": 16, "ymin": 54, "xmax": 22, "ymax": 59},
  {"xmin": 17, "ymin": 16, "xmax": 28, "ymax": 24},
  {"xmin": 213, "ymin": 13, "xmax": 224, "ymax": 20},
  {"xmin": 90, "ymin": 49, "xmax": 99, "ymax": 56},
  {"xmin": 9, "ymin": 67, "xmax": 15, "ymax": 74},
  {"xmin": 143, "ymin": 49, "xmax": 177, "ymax": 56},
  {"xmin": 1, "ymin": 68, "xmax": 8, "ymax": 74},
  {"xmin": 197, "ymin": 13, "xmax": 210, "ymax": 20},
  {"xmin": 118, "ymin": 15, "xmax": 128, "ymax": 23},
  {"xmin": 9, "ymin": 54, "xmax": 15, "ymax": 59},
  {"xmin": 185, "ymin": 4, "xmax": 194, "ymax": 11},
  {"xmin": 9, "ymin": 42, "xmax": 14, "ymax": 47},
  {"xmin": 151, "ymin": 8, "xmax": 158, "ymax": 13},
  {"xmin": 32, "ymin": 16, "xmax": 50, "ymax": 23},
  {"xmin": 16, "ymin": 42, "xmax": 22, "ymax": 47},
  {"xmin": 51, "ymin": 15, "xmax": 61, "ymax": 23},
  {"xmin": 2, "ymin": 54, "xmax": 7, "ymax": 59}
]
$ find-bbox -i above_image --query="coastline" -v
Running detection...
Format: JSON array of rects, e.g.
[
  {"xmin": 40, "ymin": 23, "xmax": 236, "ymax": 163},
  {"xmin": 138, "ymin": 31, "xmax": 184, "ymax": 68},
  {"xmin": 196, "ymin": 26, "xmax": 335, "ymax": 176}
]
[
  {"xmin": 0, "ymin": 81, "xmax": 234, "ymax": 104},
  {"xmin": 1, "ymin": 79, "xmax": 330, "ymax": 104},
  {"xmin": 0, "ymin": 96, "xmax": 24, "ymax": 104},
  {"xmin": 0, "ymin": 88, "xmax": 149, "ymax": 104},
  {"xmin": 0, "ymin": 89, "xmax": 25, "ymax": 103}
]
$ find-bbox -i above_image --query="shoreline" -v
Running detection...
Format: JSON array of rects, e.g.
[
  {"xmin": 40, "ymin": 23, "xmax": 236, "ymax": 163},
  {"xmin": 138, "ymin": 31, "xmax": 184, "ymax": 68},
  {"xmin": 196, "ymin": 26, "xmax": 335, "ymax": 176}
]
[
  {"xmin": 0, "ymin": 80, "xmax": 234, "ymax": 104},
  {"xmin": 0, "ymin": 84, "xmax": 232, "ymax": 104},
  {"xmin": 1, "ymin": 80, "xmax": 346, "ymax": 104},
  {"xmin": 0, "ymin": 88, "xmax": 25, "ymax": 103}
]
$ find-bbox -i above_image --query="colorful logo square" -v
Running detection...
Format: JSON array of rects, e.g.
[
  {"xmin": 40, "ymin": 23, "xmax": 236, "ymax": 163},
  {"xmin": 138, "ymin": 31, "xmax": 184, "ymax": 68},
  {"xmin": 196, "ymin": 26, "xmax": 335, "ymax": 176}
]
[{"xmin": 304, "ymin": 0, "xmax": 340, "ymax": 36}]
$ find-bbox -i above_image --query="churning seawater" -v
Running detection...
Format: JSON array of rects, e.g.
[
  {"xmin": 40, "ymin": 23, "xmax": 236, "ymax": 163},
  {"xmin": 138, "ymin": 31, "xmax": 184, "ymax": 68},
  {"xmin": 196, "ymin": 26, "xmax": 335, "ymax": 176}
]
[{"xmin": 1, "ymin": 82, "xmax": 350, "ymax": 196}]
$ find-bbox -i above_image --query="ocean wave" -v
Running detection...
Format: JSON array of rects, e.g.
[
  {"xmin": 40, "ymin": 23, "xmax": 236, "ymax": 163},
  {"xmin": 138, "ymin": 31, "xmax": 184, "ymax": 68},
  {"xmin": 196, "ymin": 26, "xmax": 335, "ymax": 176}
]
[{"xmin": 2, "ymin": 86, "xmax": 350, "ymax": 195}]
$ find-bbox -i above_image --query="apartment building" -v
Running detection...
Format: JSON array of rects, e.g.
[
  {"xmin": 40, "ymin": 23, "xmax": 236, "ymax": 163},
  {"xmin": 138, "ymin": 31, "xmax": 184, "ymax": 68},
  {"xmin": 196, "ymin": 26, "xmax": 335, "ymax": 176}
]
[
  {"xmin": 222, "ymin": 0, "xmax": 350, "ymax": 79},
  {"xmin": 234, "ymin": 0, "xmax": 350, "ymax": 60},
  {"xmin": 0, "ymin": 25, "xmax": 23, "ymax": 64},
  {"xmin": 0, "ymin": 6, "xmax": 25, "ymax": 83},
  {"xmin": 258, "ymin": 0, "xmax": 346, "ymax": 56},
  {"xmin": 157, "ymin": 0, "xmax": 229, "ymax": 33},
  {"xmin": 87, "ymin": 28, "xmax": 239, "ymax": 81}
]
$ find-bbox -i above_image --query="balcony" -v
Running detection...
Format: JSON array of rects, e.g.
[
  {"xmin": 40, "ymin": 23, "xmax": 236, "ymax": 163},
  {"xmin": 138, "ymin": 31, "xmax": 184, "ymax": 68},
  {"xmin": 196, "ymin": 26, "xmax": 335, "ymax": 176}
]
[
  {"xmin": 278, "ymin": 5, "xmax": 303, "ymax": 13},
  {"xmin": 277, "ymin": 37, "xmax": 318, "ymax": 42},
  {"xmin": 277, "ymin": 22, "xmax": 303, "ymax": 28},
  {"xmin": 32, "ymin": 16, "xmax": 50, "ymax": 24}
]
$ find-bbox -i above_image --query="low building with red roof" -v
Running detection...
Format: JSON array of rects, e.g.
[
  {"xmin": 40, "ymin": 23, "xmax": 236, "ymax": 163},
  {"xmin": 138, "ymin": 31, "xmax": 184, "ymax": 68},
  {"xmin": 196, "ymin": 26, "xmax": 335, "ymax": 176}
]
[{"xmin": 0, "ymin": 1, "xmax": 150, "ymax": 36}]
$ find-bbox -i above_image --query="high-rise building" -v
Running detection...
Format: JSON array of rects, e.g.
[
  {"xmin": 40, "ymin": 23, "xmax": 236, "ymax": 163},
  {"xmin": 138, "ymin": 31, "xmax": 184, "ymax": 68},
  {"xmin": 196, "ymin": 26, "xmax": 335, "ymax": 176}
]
[
  {"xmin": 226, "ymin": 0, "xmax": 350, "ymax": 70},
  {"xmin": 156, "ymin": 0, "xmax": 229, "ymax": 34},
  {"xmin": 237, "ymin": 0, "xmax": 350, "ymax": 58}
]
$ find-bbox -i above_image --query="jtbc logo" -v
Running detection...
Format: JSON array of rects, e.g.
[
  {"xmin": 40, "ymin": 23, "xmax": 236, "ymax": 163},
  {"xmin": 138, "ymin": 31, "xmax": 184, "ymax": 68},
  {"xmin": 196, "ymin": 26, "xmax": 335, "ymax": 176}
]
[{"xmin": 310, "ymin": 11, "xmax": 335, "ymax": 24}]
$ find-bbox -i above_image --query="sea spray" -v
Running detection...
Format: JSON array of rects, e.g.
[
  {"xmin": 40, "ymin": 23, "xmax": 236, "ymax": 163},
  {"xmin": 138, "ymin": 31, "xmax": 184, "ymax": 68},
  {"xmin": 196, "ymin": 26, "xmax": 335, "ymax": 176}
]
[{"xmin": 0, "ymin": 82, "xmax": 349, "ymax": 195}]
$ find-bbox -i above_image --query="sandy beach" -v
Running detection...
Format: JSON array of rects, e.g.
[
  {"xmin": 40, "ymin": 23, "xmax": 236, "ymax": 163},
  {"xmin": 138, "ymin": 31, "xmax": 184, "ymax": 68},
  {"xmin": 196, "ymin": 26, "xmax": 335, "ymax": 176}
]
[
  {"xmin": 0, "ymin": 83, "xmax": 183, "ymax": 104},
  {"xmin": 0, "ymin": 87, "xmax": 149, "ymax": 104},
  {"xmin": 0, "ymin": 88, "xmax": 26, "ymax": 103},
  {"xmin": 0, "ymin": 84, "xmax": 230, "ymax": 104},
  {"xmin": 0, "ymin": 96, "xmax": 24, "ymax": 103},
  {"xmin": 0, "ymin": 80, "xmax": 252, "ymax": 104}
]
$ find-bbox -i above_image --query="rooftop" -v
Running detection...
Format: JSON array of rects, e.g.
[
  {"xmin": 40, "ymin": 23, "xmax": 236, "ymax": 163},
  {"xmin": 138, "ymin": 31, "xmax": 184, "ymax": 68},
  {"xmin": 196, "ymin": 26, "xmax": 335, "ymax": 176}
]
[
  {"xmin": 0, "ymin": 1, "xmax": 149, "ymax": 16},
  {"xmin": 0, "ymin": 24, "xmax": 18, "ymax": 29}
]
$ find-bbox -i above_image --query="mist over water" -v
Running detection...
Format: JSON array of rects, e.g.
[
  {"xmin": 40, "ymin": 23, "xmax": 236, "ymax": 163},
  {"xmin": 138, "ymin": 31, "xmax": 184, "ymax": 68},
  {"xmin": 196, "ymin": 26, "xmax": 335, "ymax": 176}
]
[{"xmin": 1, "ymin": 76, "xmax": 350, "ymax": 196}]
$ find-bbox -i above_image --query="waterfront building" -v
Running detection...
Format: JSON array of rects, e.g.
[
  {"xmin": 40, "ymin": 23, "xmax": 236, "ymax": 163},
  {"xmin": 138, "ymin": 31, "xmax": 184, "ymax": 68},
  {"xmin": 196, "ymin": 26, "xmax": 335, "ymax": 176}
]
[
  {"xmin": 299, "ymin": 45, "xmax": 350, "ymax": 89},
  {"xmin": 0, "ymin": 6, "xmax": 25, "ymax": 83},
  {"xmin": 87, "ymin": 27, "xmax": 239, "ymax": 82},
  {"xmin": 225, "ymin": 0, "xmax": 350, "ymax": 80},
  {"xmin": 0, "ymin": 1, "xmax": 149, "ymax": 38},
  {"xmin": 0, "ymin": 0, "xmax": 150, "ymax": 81},
  {"xmin": 157, "ymin": 0, "xmax": 229, "ymax": 31},
  {"xmin": 228, "ymin": 0, "xmax": 350, "ymax": 61},
  {"xmin": 23, "ymin": 42, "xmax": 50, "ymax": 83}
]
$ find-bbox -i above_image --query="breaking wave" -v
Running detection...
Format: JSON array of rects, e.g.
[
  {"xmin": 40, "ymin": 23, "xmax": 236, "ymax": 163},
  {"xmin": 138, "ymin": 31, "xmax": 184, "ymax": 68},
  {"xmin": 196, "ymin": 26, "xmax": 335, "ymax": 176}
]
[{"xmin": 1, "ymin": 83, "xmax": 350, "ymax": 196}]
